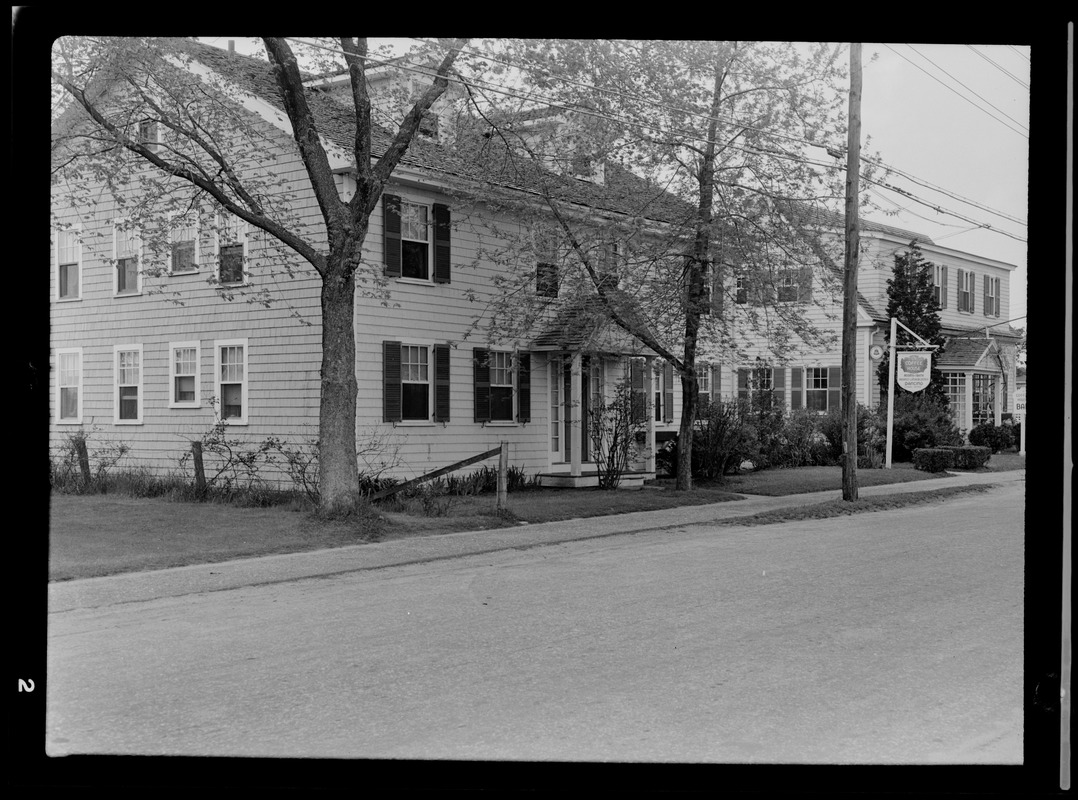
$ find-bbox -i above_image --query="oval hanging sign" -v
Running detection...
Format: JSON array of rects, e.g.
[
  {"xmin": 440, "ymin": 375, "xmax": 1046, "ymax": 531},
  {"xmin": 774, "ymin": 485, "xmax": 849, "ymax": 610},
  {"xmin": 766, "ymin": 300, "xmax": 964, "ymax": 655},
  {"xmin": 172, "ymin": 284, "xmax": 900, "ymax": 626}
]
[{"xmin": 897, "ymin": 352, "xmax": 932, "ymax": 392}]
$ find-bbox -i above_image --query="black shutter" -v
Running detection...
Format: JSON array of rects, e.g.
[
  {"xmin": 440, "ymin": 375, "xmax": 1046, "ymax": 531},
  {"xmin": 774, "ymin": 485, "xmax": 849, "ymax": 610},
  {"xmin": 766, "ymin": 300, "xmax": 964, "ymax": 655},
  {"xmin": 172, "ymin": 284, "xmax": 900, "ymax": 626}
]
[
  {"xmin": 383, "ymin": 194, "xmax": 401, "ymax": 277},
  {"xmin": 827, "ymin": 366, "xmax": 841, "ymax": 412},
  {"xmin": 983, "ymin": 274, "xmax": 990, "ymax": 317},
  {"xmin": 798, "ymin": 266, "xmax": 813, "ymax": 302},
  {"xmin": 994, "ymin": 278, "xmax": 1001, "ymax": 316},
  {"xmin": 791, "ymin": 367, "xmax": 803, "ymax": 410},
  {"xmin": 773, "ymin": 367, "xmax": 786, "ymax": 408},
  {"xmin": 663, "ymin": 362, "xmax": 674, "ymax": 423},
  {"xmin": 383, "ymin": 340, "xmax": 402, "ymax": 422},
  {"xmin": 473, "ymin": 348, "xmax": 490, "ymax": 423},
  {"xmin": 516, "ymin": 353, "xmax": 531, "ymax": 423},
  {"xmin": 433, "ymin": 203, "xmax": 451, "ymax": 284},
  {"xmin": 630, "ymin": 358, "xmax": 645, "ymax": 423},
  {"xmin": 434, "ymin": 343, "xmax": 451, "ymax": 422},
  {"xmin": 712, "ymin": 364, "xmax": 721, "ymax": 404},
  {"xmin": 941, "ymin": 266, "xmax": 948, "ymax": 308},
  {"xmin": 969, "ymin": 271, "xmax": 975, "ymax": 313}
]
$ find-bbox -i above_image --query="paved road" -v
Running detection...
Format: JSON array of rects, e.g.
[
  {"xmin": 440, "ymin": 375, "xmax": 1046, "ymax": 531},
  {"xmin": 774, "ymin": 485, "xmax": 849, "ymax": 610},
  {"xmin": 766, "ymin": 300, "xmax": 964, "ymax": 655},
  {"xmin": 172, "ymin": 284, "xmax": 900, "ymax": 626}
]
[{"xmin": 46, "ymin": 480, "xmax": 1023, "ymax": 763}]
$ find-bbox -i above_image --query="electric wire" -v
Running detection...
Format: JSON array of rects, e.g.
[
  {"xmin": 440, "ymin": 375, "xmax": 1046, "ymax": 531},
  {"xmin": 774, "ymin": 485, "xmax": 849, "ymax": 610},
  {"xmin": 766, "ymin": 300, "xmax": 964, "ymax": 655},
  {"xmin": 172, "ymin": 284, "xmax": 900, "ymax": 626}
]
[
  {"xmin": 964, "ymin": 44, "xmax": 1030, "ymax": 90},
  {"xmin": 205, "ymin": 38, "xmax": 1034, "ymax": 246},
  {"xmin": 882, "ymin": 43, "xmax": 1029, "ymax": 139}
]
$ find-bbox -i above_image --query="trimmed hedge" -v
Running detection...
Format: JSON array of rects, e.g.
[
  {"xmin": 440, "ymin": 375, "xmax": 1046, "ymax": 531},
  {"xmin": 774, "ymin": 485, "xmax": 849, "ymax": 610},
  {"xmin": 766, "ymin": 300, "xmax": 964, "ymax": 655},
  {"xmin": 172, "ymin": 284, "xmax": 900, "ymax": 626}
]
[
  {"xmin": 912, "ymin": 448, "xmax": 955, "ymax": 472},
  {"xmin": 940, "ymin": 445, "xmax": 991, "ymax": 470}
]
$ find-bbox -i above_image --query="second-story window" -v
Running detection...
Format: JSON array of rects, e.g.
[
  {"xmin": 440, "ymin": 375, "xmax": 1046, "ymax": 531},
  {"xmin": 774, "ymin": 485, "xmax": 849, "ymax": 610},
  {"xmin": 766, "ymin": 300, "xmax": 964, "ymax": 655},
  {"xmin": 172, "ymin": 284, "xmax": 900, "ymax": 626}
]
[
  {"xmin": 401, "ymin": 202, "xmax": 430, "ymax": 280},
  {"xmin": 217, "ymin": 213, "xmax": 246, "ymax": 285},
  {"xmin": 114, "ymin": 224, "xmax": 141, "ymax": 295},
  {"xmin": 170, "ymin": 213, "xmax": 199, "ymax": 274},
  {"xmin": 932, "ymin": 264, "xmax": 948, "ymax": 308},
  {"xmin": 56, "ymin": 228, "xmax": 81, "ymax": 300}
]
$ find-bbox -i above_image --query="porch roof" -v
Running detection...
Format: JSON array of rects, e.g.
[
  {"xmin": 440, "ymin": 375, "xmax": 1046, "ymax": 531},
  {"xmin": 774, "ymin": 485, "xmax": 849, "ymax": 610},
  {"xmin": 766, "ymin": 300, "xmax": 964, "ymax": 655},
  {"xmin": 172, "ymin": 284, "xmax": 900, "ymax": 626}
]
[
  {"xmin": 937, "ymin": 337, "xmax": 996, "ymax": 369},
  {"xmin": 529, "ymin": 287, "xmax": 661, "ymax": 355}
]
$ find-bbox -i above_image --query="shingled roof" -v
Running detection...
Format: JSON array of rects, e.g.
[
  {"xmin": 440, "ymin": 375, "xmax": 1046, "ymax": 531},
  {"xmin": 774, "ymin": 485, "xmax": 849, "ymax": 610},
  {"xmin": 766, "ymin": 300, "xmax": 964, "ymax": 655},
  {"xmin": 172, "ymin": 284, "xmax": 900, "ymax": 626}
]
[
  {"xmin": 182, "ymin": 40, "xmax": 694, "ymax": 227},
  {"xmin": 530, "ymin": 286, "xmax": 661, "ymax": 353}
]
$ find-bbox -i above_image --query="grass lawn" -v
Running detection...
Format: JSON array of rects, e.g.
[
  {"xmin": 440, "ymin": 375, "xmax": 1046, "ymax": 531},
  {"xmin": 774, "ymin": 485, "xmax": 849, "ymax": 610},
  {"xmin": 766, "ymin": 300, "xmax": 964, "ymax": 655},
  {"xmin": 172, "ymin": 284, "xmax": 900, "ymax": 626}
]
[{"xmin": 48, "ymin": 453, "xmax": 1023, "ymax": 582}]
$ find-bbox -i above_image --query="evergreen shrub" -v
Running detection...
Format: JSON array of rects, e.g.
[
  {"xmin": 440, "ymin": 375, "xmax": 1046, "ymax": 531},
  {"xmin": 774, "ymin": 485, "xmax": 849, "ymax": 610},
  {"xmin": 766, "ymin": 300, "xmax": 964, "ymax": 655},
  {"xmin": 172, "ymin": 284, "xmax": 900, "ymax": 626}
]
[
  {"xmin": 940, "ymin": 445, "xmax": 991, "ymax": 469},
  {"xmin": 912, "ymin": 448, "xmax": 955, "ymax": 472},
  {"xmin": 968, "ymin": 422, "xmax": 1014, "ymax": 453}
]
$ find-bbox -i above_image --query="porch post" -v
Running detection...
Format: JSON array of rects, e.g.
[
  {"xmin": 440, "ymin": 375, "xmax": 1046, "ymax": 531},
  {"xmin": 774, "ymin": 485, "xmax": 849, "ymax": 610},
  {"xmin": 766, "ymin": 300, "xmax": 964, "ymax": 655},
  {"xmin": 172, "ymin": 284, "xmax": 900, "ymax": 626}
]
[
  {"xmin": 644, "ymin": 355, "xmax": 656, "ymax": 473},
  {"xmin": 570, "ymin": 352, "xmax": 582, "ymax": 477},
  {"xmin": 963, "ymin": 370, "xmax": 974, "ymax": 437},
  {"xmin": 994, "ymin": 373, "xmax": 1002, "ymax": 426}
]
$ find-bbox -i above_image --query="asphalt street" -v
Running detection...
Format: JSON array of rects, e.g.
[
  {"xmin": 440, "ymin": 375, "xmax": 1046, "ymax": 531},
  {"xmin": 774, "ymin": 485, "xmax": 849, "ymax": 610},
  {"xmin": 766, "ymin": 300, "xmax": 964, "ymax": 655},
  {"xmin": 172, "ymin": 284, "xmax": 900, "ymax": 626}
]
[{"xmin": 45, "ymin": 473, "xmax": 1024, "ymax": 763}]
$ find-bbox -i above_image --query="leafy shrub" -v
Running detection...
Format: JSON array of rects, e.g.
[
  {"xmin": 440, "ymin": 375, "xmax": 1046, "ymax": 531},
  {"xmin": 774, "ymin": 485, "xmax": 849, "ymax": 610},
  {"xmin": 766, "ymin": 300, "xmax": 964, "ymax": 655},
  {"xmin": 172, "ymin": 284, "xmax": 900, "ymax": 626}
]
[
  {"xmin": 912, "ymin": 448, "xmax": 955, "ymax": 472},
  {"xmin": 51, "ymin": 428, "xmax": 130, "ymax": 494},
  {"xmin": 967, "ymin": 423, "xmax": 1014, "ymax": 453},
  {"xmin": 940, "ymin": 445, "xmax": 991, "ymax": 469},
  {"xmin": 886, "ymin": 393, "xmax": 962, "ymax": 461},
  {"xmin": 772, "ymin": 410, "xmax": 833, "ymax": 468}
]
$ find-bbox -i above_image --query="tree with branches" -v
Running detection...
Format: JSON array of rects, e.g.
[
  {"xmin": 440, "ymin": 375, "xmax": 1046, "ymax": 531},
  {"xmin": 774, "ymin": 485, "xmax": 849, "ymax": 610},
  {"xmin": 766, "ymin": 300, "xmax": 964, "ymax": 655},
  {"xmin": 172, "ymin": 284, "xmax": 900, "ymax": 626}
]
[
  {"xmin": 51, "ymin": 36, "xmax": 468, "ymax": 512},
  {"xmin": 460, "ymin": 39, "xmax": 858, "ymax": 489}
]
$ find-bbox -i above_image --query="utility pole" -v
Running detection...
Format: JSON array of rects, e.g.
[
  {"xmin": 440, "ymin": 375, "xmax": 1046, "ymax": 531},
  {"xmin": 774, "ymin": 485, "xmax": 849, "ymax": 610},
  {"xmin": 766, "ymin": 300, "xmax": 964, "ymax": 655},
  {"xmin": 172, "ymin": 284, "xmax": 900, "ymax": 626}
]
[{"xmin": 841, "ymin": 42, "xmax": 862, "ymax": 501}]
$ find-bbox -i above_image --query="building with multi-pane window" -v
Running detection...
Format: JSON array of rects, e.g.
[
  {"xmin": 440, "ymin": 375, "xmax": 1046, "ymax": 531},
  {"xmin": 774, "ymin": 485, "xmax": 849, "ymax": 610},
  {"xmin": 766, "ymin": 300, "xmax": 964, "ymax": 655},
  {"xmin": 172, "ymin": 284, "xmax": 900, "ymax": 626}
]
[
  {"xmin": 714, "ymin": 212, "xmax": 1022, "ymax": 434},
  {"xmin": 50, "ymin": 41, "xmax": 695, "ymax": 489}
]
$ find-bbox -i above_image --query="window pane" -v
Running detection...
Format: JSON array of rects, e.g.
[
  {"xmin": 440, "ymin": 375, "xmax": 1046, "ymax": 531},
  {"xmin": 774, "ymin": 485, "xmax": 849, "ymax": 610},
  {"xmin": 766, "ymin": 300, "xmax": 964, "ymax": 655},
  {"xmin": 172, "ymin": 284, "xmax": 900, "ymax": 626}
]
[
  {"xmin": 175, "ymin": 375, "xmax": 195, "ymax": 403},
  {"xmin": 119, "ymin": 386, "xmax": 139, "ymax": 420},
  {"xmin": 60, "ymin": 387, "xmax": 78, "ymax": 419},
  {"xmin": 59, "ymin": 262, "xmax": 78, "ymax": 298},
  {"xmin": 220, "ymin": 346, "xmax": 243, "ymax": 382},
  {"xmin": 401, "ymin": 203, "xmax": 428, "ymax": 241},
  {"xmin": 220, "ymin": 244, "xmax": 243, "ymax": 283},
  {"xmin": 119, "ymin": 351, "xmax": 139, "ymax": 384},
  {"xmin": 117, "ymin": 257, "xmax": 138, "ymax": 293},
  {"xmin": 58, "ymin": 230, "xmax": 79, "ymax": 264},
  {"xmin": 172, "ymin": 240, "xmax": 196, "ymax": 272},
  {"xmin": 402, "ymin": 383, "xmax": 429, "ymax": 420},
  {"xmin": 402, "ymin": 241, "xmax": 429, "ymax": 280},
  {"xmin": 221, "ymin": 383, "xmax": 242, "ymax": 419}
]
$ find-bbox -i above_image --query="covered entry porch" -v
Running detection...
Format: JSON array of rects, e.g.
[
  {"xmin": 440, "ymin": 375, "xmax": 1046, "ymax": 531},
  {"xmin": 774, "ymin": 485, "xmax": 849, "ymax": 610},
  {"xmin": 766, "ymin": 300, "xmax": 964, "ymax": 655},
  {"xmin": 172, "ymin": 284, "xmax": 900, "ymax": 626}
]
[{"xmin": 529, "ymin": 295, "xmax": 674, "ymax": 489}]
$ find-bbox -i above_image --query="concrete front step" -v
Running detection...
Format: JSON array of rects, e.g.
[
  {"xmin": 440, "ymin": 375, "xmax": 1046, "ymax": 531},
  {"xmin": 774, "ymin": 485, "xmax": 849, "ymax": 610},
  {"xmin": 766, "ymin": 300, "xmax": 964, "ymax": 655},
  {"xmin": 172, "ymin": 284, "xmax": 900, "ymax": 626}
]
[{"xmin": 538, "ymin": 470, "xmax": 655, "ymax": 489}]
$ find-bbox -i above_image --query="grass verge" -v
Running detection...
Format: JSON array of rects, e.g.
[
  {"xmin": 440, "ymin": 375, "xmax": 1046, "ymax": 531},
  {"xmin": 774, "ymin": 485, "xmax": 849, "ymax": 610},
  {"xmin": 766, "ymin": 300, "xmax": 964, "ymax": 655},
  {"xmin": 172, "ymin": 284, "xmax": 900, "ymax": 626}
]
[{"xmin": 711, "ymin": 484, "xmax": 994, "ymax": 527}]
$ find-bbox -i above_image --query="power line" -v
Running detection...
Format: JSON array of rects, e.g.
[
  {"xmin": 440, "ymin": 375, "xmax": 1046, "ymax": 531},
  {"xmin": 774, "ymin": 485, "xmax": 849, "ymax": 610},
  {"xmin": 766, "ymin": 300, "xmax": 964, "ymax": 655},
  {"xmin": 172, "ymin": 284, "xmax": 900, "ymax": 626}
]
[
  {"xmin": 907, "ymin": 44, "xmax": 1029, "ymax": 132},
  {"xmin": 882, "ymin": 43, "xmax": 1029, "ymax": 139},
  {"xmin": 964, "ymin": 44, "xmax": 1030, "ymax": 90},
  {"xmin": 240, "ymin": 39, "xmax": 1032, "ymax": 246},
  {"xmin": 291, "ymin": 37, "xmax": 1029, "ymax": 231}
]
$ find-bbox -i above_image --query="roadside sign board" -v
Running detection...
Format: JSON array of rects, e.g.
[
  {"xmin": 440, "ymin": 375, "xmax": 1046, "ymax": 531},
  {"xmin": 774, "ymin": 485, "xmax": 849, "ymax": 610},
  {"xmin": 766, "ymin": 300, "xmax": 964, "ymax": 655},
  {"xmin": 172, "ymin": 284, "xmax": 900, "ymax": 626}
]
[
  {"xmin": 1014, "ymin": 388, "xmax": 1026, "ymax": 418},
  {"xmin": 897, "ymin": 352, "xmax": 932, "ymax": 392}
]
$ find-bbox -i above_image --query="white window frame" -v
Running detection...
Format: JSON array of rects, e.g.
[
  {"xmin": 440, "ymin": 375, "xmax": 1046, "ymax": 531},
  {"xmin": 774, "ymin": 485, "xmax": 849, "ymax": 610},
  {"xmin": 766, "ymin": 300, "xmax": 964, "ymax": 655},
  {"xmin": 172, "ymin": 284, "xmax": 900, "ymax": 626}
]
[
  {"xmin": 113, "ymin": 222, "xmax": 143, "ymax": 296},
  {"xmin": 805, "ymin": 366, "xmax": 830, "ymax": 413},
  {"xmin": 958, "ymin": 269, "xmax": 974, "ymax": 313},
  {"xmin": 114, "ymin": 344, "xmax": 144, "ymax": 425},
  {"xmin": 550, "ymin": 358, "xmax": 561, "ymax": 454},
  {"xmin": 986, "ymin": 276, "xmax": 1000, "ymax": 317},
  {"xmin": 56, "ymin": 347, "xmax": 83, "ymax": 424},
  {"xmin": 697, "ymin": 363, "xmax": 711, "ymax": 398},
  {"xmin": 138, "ymin": 118, "xmax": 160, "ymax": 152},
  {"xmin": 214, "ymin": 338, "xmax": 248, "ymax": 425},
  {"xmin": 55, "ymin": 226, "xmax": 82, "ymax": 302},
  {"xmin": 399, "ymin": 342, "xmax": 434, "ymax": 423},
  {"xmin": 168, "ymin": 340, "xmax": 201, "ymax": 409},
  {"xmin": 399, "ymin": 200, "xmax": 432, "ymax": 283},
  {"xmin": 488, "ymin": 350, "xmax": 517, "ymax": 423},
  {"xmin": 169, "ymin": 211, "xmax": 200, "ymax": 274},
  {"xmin": 734, "ymin": 272, "xmax": 747, "ymax": 304},
  {"xmin": 932, "ymin": 264, "xmax": 946, "ymax": 307},
  {"xmin": 216, "ymin": 213, "xmax": 248, "ymax": 286}
]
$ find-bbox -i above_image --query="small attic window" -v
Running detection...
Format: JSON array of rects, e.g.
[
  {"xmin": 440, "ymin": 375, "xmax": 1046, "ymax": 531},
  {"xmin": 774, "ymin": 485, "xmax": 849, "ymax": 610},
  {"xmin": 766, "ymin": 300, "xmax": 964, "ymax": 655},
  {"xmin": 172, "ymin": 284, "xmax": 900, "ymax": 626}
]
[
  {"xmin": 138, "ymin": 119, "xmax": 159, "ymax": 152},
  {"xmin": 419, "ymin": 111, "xmax": 439, "ymax": 139}
]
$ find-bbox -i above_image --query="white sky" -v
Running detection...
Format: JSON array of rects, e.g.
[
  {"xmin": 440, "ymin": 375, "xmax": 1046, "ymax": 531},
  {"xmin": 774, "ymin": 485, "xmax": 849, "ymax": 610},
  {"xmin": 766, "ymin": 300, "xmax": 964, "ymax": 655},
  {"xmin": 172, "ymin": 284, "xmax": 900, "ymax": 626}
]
[{"xmin": 204, "ymin": 38, "xmax": 1030, "ymax": 330}]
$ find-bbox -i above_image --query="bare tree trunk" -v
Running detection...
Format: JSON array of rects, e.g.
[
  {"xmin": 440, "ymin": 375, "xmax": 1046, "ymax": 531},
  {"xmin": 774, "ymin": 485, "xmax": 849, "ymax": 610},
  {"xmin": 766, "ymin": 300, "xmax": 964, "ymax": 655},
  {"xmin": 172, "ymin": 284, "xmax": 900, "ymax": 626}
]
[{"xmin": 318, "ymin": 259, "xmax": 360, "ymax": 512}]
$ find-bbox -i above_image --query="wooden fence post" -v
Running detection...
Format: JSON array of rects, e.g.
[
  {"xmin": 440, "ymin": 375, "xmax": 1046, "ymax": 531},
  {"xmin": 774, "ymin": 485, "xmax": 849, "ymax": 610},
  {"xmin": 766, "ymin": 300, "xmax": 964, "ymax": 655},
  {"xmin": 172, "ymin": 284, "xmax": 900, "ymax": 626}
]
[
  {"xmin": 75, "ymin": 436, "xmax": 91, "ymax": 487},
  {"xmin": 497, "ymin": 441, "xmax": 508, "ymax": 511},
  {"xmin": 191, "ymin": 441, "xmax": 207, "ymax": 497}
]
